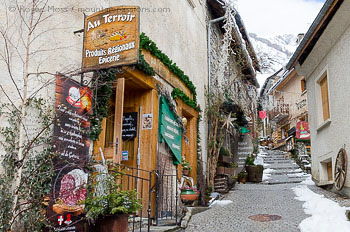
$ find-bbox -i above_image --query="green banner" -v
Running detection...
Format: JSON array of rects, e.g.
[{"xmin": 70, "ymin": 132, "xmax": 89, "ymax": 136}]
[{"xmin": 159, "ymin": 96, "xmax": 182, "ymax": 164}]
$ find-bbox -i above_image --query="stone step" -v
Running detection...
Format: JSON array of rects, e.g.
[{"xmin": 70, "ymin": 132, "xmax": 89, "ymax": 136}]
[
  {"xmin": 267, "ymin": 166, "xmax": 299, "ymax": 170},
  {"xmin": 264, "ymin": 161, "xmax": 294, "ymax": 164},
  {"xmin": 264, "ymin": 180, "xmax": 303, "ymax": 185},
  {"xmin": 263, "ymin": 174, "xmax": 307, "ymax": 185},
  {"xmin": 263, "ymin": 158, "xmax": 289, "ymax": 161},
  {"xmin": 264, "ymin": 157, "xmax": 289, "ymax": 160},
  {"xmin": 270, "ymin": 171, "xmax": 303, "ymax": 175}
]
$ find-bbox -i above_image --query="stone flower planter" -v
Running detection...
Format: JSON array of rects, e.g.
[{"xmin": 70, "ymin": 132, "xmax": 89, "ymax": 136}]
[
  {"xmin": 246, "ymin": 165, "xmax": 264, "ymax": 183},
  {"xmin": 90, "ymin": 214, "xmax": 128, "ymax": 232},
  {"xmin": 180, "ymin": 189, "xmax": 199, "ymax": 204}
]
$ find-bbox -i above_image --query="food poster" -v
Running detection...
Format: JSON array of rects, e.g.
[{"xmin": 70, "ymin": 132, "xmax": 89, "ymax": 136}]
[
  {"xmin": 46, "ymin": 76, "xmax": 91, "ymax": 231},
  {"xmin": 142, "ymin": 113, "xmax": 153, "ymax": 130}
]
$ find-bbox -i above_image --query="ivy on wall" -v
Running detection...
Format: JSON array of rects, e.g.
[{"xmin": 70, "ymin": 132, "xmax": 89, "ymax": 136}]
[{"xmin": 89, "ymin": 68, "xmax": 118, "ymax": 140}]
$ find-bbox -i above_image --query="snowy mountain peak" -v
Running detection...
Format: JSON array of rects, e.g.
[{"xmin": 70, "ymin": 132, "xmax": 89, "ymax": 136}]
[{"xmin": 249, "ymin": 33, "xmax": 298, "ymax": 74}]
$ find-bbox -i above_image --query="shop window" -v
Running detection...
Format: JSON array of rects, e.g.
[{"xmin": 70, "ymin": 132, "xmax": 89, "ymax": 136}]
[
  {"xmin": 281, "ymin": 124, "xmax": 289, "ymax": 139},
  {"xmin": 327, "ymin": 162, "xmax": 332, "ymax": 181},
  {"xmin": 320, "ymin": 158, "xmax": 332, "ymax": 183},
  {"xmin": 319, "ymin": 75, "xmax": 330, "ymax": 121},
  {"xmin": 301, "ymin": 79, "xmax": 306, "ymax": 93}
]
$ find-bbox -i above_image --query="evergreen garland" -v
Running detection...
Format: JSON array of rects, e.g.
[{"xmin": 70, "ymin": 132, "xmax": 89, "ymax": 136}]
[
  {"xmin": 137, "ymin": 52, "xmax": 155, "ymax": 76},
  {"xmin": 171, "ymin": 88, "xmax": 201, "ymax": 112},
  {"xmin": 140, "ymin": 33, "xmax": 197, "ymax": 105},
  {"xmin": 89, "ymin": 33, "xmax": 201, "ymax": 140}
]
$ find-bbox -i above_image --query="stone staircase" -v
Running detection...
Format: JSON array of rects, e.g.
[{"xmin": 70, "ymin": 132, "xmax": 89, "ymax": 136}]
[{"xmin": 261, "ymin": 150, "xmax": 309, "ymax": 185}]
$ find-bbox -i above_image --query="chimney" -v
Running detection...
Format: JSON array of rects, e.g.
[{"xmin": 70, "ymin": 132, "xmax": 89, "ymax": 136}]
[{"xmin": 297, "ymin": 33, "xmax": 305, "ymax": 44}]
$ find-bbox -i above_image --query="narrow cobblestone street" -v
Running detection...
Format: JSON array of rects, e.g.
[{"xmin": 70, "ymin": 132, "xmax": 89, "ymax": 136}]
[
  {"xmin": 185, "ymin": 183, "xmax": 307, "ymax": 232},
  {"xmin": 185, "ymin": 150, "xmax": 310, "ymax": 232}
]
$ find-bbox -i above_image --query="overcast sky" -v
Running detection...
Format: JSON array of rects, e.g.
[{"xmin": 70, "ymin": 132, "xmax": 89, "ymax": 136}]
[{"xmin": 236, "ymin": 0, "xmax": 326, "ymax": 37}]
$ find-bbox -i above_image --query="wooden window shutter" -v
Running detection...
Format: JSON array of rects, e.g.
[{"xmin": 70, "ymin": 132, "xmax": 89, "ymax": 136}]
[
  {"xmin": 320, "ymin": 76, "xmax": 330, "ymax": 120},
  {"xmin": 301, "ymin": 79, "xmax": 306, "ymax": 92}
]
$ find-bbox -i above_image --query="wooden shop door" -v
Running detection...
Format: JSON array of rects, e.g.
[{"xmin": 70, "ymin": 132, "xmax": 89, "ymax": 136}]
[{"xmin": 94, "ymin": 78, "xmax": 125, "ymax": 163}]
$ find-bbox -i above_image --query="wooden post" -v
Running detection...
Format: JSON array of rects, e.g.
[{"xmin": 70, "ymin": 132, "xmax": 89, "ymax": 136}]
[{"xmin": 114, "ymin": 78, "xmax": 125, "ymax": 163}]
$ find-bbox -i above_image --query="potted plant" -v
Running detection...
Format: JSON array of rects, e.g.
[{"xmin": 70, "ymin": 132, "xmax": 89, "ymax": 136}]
[
  {"xmin": 181, "ymin": 158, "xmax": 192, "ymax": 176},
  {"xmin": 179, "ymin": 186, "xmax": 199, "ymax": 205},
  {"xmin": 85, "ymin": 164, "xmax": 142, "ymax": 232},
  {"xmin": 237, "ymin": 171, "xmax": 248, "ymax": 184},
  {"xmin": 245, "ymin": 155, "xmax": 264, "ymax": 183},
  {"xmin": 216, "ymin": 164, "xmax": 225, "ymax": 175}
]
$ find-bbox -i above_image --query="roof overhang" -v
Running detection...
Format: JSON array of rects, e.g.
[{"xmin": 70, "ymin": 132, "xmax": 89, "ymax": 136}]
[
  {"xmin": 286, "ymin": 0, "xmax": 343, "ymax": 70},
  {"xmin": 207, "ymin": 0, "xmax": 260, "ymax": 87}
]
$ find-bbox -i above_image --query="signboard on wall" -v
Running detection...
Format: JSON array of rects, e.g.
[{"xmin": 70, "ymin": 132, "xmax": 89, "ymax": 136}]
[
  {"xmin": 159, "ymin": 96, "xmax": 182, "ymax": 164},
  {"xmin": 296, "ymin": 121, "xmax": 310, "ymax": 139},
  {"xmin": 236, "ymin": 135, "xmax": 253, "ymax": 172},
  {"xmin": 82, "ymin": 6, "xmax": 140, "ymax": 71},
  {"xmin": 46, "ymin": 76, "xmax": 91, "ymax": 231},
  {"xmin": 122, "ymin": 112, "xmax": 138, "ymax": 140}
]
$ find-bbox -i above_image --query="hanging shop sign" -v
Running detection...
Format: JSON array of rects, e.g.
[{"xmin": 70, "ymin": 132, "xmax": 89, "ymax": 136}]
[
  {"xmin": 82, "ymin": 6, "xmax": 140, "ymax": 71},
  {"xmin": 236, "ymin": 135, "xmax": 254, "ymax": 171},
  {"xmin": 159, "ymin": 96, "xmax": 182, "ymax": 164},
  {"xmin": 296, "ymin": 121, "xmax": 310, "ymax": 139},
  {"xmin": 122, "ymin": 112, "xmax": 138, "ymax": 140},
  {"xmin": 259, "ymin": 111, "xmax": 267, "ymax": 120},
  {"xmin": 46, "ymin": 75, "xmax": 91, "ymax": 231},
  {"xmin": 239, "ymin": 126, "xmax": 250, "ymax": 134}
]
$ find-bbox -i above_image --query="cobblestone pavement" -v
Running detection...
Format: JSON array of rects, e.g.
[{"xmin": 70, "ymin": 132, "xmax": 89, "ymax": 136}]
[
  {"xmin": 185, "ymin": 150, "xmax": 310, "ymax": 232},
  {"xmin": 182, "ymin": 150, "xmax": 350, "ymax": 232},
  {"xmin": 185, "ymin": 183, "xmax": 307, "ymax": 232}
]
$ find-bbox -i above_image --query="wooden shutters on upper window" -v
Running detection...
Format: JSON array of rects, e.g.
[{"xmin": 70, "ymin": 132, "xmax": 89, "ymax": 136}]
[
  {"xmin": 320, "ymin": 76, "xmax": 330, "ymax": 121},
  {"xmin": 301, "ymin": 79, "xmax": 306, "ymax": 92}
]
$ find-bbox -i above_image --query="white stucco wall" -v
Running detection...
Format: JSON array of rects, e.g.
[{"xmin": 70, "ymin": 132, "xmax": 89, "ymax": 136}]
[
  {"xmin": 0, "ymin": 0, "xmax": 209, "ymax": 171},
  {"xmin": 296, "ymin": 1, "xmax": 350, "ymax": 187}
]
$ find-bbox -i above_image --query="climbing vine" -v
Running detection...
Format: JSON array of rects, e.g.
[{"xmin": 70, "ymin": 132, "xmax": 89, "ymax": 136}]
[
  {"xmin": 89, "ymin": 68, "xmax": 119, "ymax": 141},
  {"xmin": 0, "ymin": 98, "xmax": 55, "ymax": 231}
]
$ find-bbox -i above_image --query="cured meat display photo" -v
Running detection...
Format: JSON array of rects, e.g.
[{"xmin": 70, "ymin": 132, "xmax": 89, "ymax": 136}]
[{"xmin": 53, "ymin": 169, "xmax": 88, "ymax": 215}]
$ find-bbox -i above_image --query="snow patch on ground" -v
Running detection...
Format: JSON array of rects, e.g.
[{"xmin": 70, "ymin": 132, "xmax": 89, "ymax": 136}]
[
  {"xmin": 263, "ymin": 163, "xmax": 270, "ymax": 168},
  {"xmin": 210, "ymin": 200, "xmax": 233, "ymax": 207},
  {"xmin": 262, "ymin": 168, "xmax": 275, "ymax": 181},
  {"xmin": 264, "ymin": 168, "xmax": 276, "ymax": 174},
  {"xmin": 289, "ymin": 168, "xmax": 303, "ymax": 173},
  {"xmin": 300, "ymin": 175, "xmax": 315, "ymax": 186},
  {"xmin": 287, "ymin": 173, "xmax": 309, "ymax": 178},
  {"xmin": 292, "ymin": 176, "xmax": 350, "ymax": 231},
  {"xmin": 262, "ymin": 173, "xmax": 271, "ymax": 181}
]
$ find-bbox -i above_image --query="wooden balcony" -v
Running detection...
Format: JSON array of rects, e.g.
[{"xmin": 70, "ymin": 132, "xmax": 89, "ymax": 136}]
[{"xmin": 269, "ymin": 103, "xmax": 289, "ymax": 123}]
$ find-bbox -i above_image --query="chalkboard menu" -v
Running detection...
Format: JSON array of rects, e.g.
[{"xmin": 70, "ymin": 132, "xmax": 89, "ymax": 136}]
[{"xmin": 122, "ymin": 112, "xmax": 138, "ymax": 140}]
